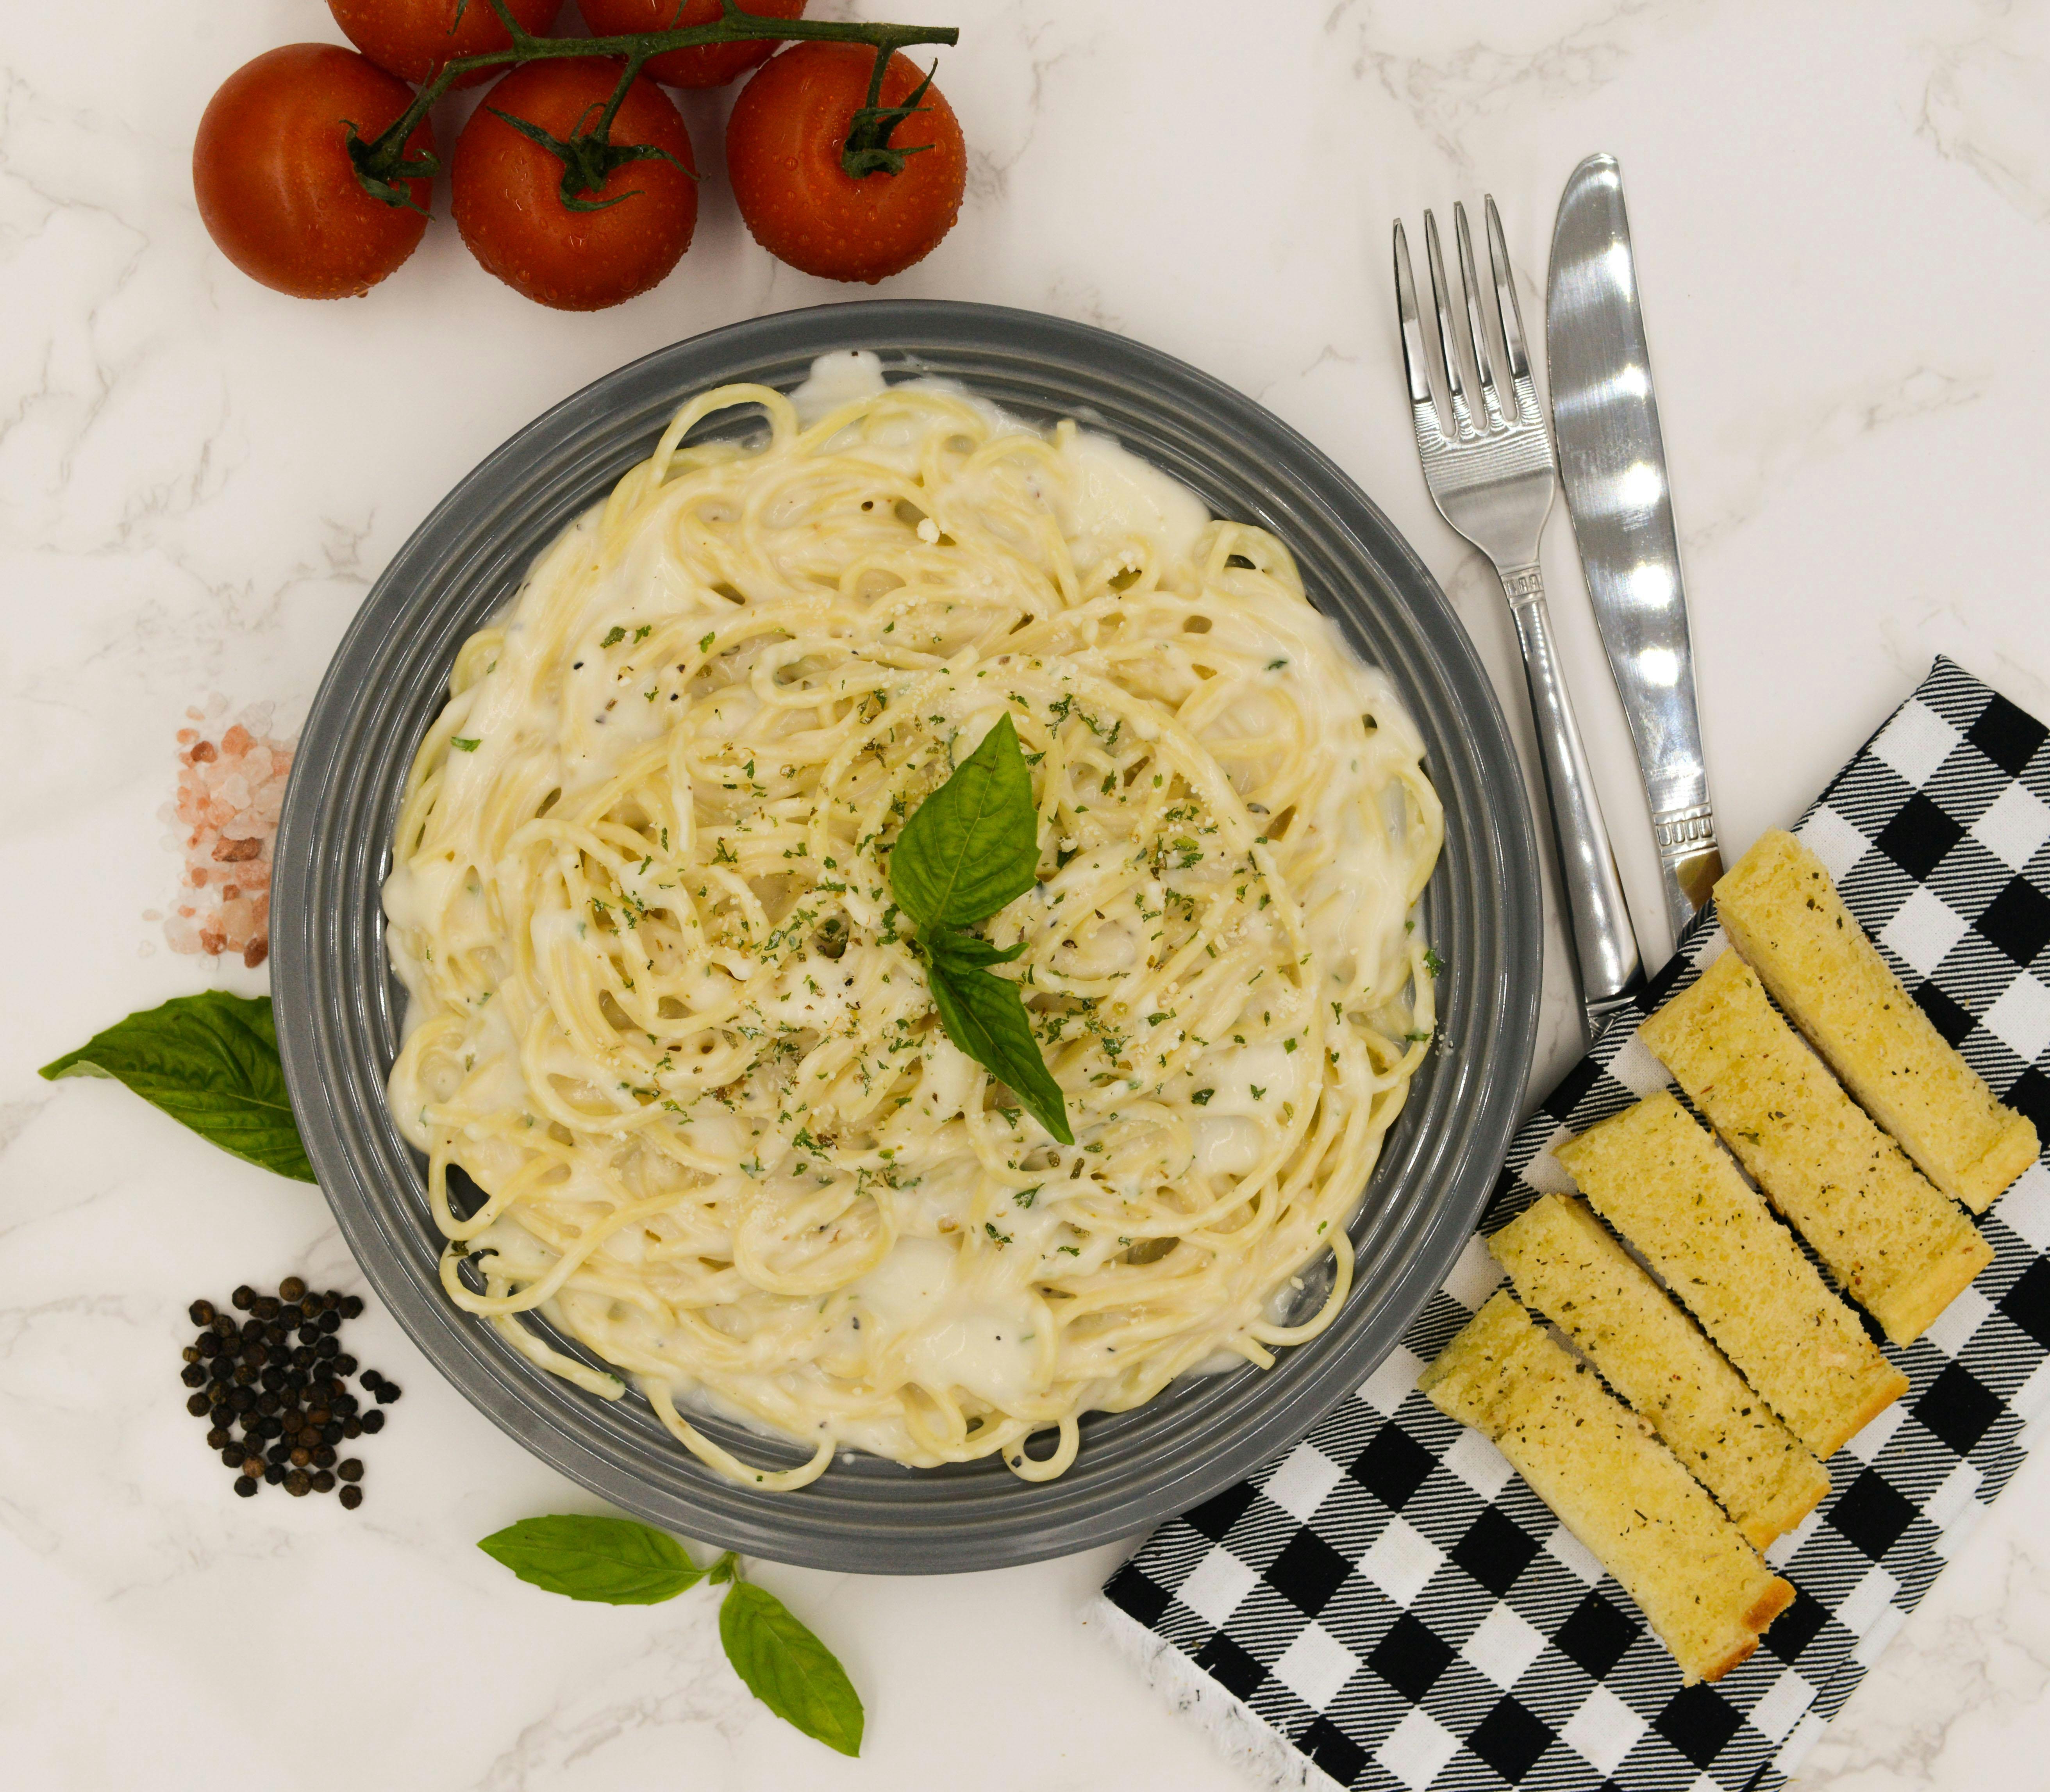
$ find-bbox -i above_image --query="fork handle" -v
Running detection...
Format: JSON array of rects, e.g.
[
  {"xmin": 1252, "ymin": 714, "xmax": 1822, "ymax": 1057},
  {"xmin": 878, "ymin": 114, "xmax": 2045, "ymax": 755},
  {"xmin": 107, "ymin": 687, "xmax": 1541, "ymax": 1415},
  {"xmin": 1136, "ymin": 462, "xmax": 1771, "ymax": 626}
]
[{"xmin": 1500, "ymin": 563, "xmax": 1645, "ymax": 1036}]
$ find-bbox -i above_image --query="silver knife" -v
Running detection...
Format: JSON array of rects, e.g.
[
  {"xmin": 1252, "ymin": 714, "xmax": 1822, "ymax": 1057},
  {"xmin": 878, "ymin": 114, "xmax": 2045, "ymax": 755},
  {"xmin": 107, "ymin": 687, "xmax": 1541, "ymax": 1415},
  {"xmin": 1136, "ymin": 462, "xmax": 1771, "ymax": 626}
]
[{"xmin": 1546, "ymin": 153, "xmax": 1723, "ymax": 935}]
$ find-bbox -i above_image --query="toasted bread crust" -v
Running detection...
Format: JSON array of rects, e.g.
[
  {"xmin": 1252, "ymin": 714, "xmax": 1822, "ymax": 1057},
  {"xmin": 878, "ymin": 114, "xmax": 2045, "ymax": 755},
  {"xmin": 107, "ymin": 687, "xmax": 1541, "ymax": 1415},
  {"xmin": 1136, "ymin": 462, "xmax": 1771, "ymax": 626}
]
[
  {"xmin": 1641, "ymin": 953, "xmax": 1994, "ymax": 1345},
  {"xmin": 1555, "ymin": 1092, "xmax": 1907, "ymax": 1457},
  {"xmin": 1424, "ymin": 1290, "xmax": 1794, "ymax": 1684},
  {"xmin": 1491, "ymin": 1194, "xmax": 1829, "ymax": 1548},
  {"xmin": 1717, "ymin": 830, "xmax": 2037, "ymax": 1214}
]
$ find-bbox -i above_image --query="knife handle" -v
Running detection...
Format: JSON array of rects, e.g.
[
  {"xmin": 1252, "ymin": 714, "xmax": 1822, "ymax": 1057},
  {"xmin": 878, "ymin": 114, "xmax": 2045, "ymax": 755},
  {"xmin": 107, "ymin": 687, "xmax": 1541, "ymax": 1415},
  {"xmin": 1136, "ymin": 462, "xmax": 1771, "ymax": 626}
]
[
  {"xmin": 1655, "ymin": 805, "xmax": 1724, "ymax": 936},
  {"xmin": 1500, "ymin": 563, "xmax": 1645, "ymax": 1034}
]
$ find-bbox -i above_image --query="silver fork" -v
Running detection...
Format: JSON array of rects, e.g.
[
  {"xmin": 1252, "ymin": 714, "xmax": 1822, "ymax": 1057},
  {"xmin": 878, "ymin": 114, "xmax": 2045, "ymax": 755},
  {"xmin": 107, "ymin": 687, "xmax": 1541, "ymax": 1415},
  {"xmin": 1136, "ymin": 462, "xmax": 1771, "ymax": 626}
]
[{"xmin": 1394, "ymin": 198, "xmax": 1643, "ymax": 1037}]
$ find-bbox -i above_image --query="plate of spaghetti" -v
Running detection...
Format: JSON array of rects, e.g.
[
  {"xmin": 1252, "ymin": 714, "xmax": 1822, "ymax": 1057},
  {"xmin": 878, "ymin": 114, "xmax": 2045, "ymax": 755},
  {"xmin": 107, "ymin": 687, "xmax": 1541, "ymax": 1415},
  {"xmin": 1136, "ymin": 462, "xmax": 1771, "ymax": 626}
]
[{"xmin": 273, "ymin": 301, "xmax": 1539, "ymax": 1571}]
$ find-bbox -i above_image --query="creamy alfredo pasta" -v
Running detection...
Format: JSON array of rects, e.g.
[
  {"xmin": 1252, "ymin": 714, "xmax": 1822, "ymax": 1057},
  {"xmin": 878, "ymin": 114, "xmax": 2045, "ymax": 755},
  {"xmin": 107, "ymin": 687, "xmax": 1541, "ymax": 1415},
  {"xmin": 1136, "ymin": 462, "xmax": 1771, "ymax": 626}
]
[{"xmin": 384, "ymin": 354, "xmax": 1443, "ymax": 1489}]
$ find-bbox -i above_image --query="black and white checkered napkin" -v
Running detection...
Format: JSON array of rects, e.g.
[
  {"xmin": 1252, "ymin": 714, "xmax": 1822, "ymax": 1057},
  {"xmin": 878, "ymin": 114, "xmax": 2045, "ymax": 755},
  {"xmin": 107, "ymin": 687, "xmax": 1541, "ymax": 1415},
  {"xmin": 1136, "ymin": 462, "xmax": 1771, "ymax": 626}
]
[{"xmin": 1102, "ymin": 658, "xmax": 2050, "ymax": 1791}]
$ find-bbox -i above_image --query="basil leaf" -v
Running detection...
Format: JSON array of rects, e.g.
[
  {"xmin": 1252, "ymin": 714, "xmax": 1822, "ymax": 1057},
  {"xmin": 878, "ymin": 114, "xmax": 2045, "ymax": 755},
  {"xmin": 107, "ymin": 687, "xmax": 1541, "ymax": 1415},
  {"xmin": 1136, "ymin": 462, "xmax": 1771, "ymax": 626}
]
[
  {"xmin": 477, "ymin": 1514, "xmax": 704, "ymax": 1604},
  {"xmin": 925, "ymin": 928, "xmax": 1027, "ymax": 968},
  {"xmin": 927, "ymin": 960, "xmax": 1072, "ymax": 1144},
  {"xmin": 889, "ymin": 713, "xmax": 1040, "ymax": 928},
  {"xmin": 719, "ymin": 1580, "xmax": 864, "ymax": 1757},
  {"xmin": 39, "ymin": 992, "xmax": 314, "ymax": 1182}
]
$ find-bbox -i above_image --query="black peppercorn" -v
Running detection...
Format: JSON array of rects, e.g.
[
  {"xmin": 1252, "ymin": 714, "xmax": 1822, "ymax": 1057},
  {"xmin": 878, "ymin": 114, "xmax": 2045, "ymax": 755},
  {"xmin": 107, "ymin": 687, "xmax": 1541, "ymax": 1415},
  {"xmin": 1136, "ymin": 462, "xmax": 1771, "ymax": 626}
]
[
  {"xmin": 219, "ymin": 1444, "xmax": 243, "ymax": 1468},
  {"xmin": 316, "ymin": 1309, "xmax": 340, "ymax": 1334},
  {"xmin": 263, "ymin": 1462, "xmax": 285, "ymax": 1485},
  {"xmin": 311, "ymin": 1470, "xmax": 336, "ymax": 1494},
  {"xmin": 289, "ymin": 1446, "xmax": 310, "ymax": 1468},
  {"xmin": 341, "ymin": 1296, "xmax": 364, "ymax": 1320},
  {"xmin": 231, "ymin": 1285, "xmax": 255, "ymax": 1310},
  {"xmin": 181, "ymin": 1344, "xmax": 201, "ymax": 1364},
  {"xmin": 186, "ymin": 1391, "xmax": 212, "ymax": 1417},
  {"xmin": 343, "ymin": 1417, "xmax": 362, "ymax": 1439},
  {"xmin": 284, "ymin": 1469, "xmax": 311, "ymax": 1497},
  {"xmin": 252, "ymin": 1295, "xmax": 279, "ymax": 1320},
  {"xmin": 233, "ymin": 1475, "xmax": 257, "ymax": 1497},
  {"xmin": 279, "ymin": 1275, "xmax": 306, "ymax": 1302},
  {"xmin": 333, "ymin": 1394, "xmax": 358, "ymax": 1417},
  {"xmin": 295, "ymin": 1325, "xmax": 320, "ymax": 1348},
  {"xmin": 323, "ymin": 1421, "xmax": 346, "ymax": 1445},
  {"xmin": 254, "ymin": 1391, "xmax": 279, "ymax": 1416},
  {"xmin": 205, "ymin": 1425, "xmax": 231, "ymax": 1449},
  {"xmin": 333, "ymin": 1354, "xmax": 358, "ymax": 1377},
  {"xmin": 261, "ymin": 1416, "xmax": 285, "ymax": 1439},
  {"xmin": 228, "ymin": 1388, "xmax": 255, "ymax": 1413},
  {"xmin": 360, "ymin": 1409, "xmax": 385, "ymax": 1435},
  {"xmin": 360, "ymin": 1367, "xmax": 383, "ymax": 1389},
  {"xmin": 211, "ymin": 1315, "xmax": 236, "ymax": 1339},
  {"xmin": 291, "ymin": 1346, "xmax": 316, "ymax": 1370},
  {"xmin": 231, "ymin": 1364, "xmax": 256, "ymax": 1388},
  {"xmin": 196, "ymin": 1332, "xmax": 220, "ymax": 1359},
  {"xmin": 312, "ymin": 1445, "xmax": 336, "ymax": 1469},
  {"xmin": 209, "ymin": 1400, "xmax": 234, "ymax": 1427},
  {"xmin": 180, "ymin": 1362, "xmax": 207, "ymax": 1388},
  {"xmin": 263, "ymin": 1322, "xmax": 287, "ymax": 1347},
  {"xmin": 339, "ymin": 1484, "xmax": 363, "ymax": 1510},
  {"xmin": 376, "ymin": 1381, "xmax": 402, "ymax": 1403},
  {"xmin": 188, "ymin": 1299, "xmax": 216, "ymax": 1327},
  {"xmin": 337, "ymin": 1458, "xmax": 363, "ymax": 1483},
  {"xmin": 315, "ymin": 1337, "xmax": 339, "ymax": 1360},
  {"xmin": 209, "ymin": 1358, "xmax": 234, "ymax": 1383},
  {"xmin": 279, "ymin": 1306, "xmax": 303, "ymax": 1330},
  {"xmin": 267, "ymin": 1440, "xmax": 292, "ymax": 1465}
]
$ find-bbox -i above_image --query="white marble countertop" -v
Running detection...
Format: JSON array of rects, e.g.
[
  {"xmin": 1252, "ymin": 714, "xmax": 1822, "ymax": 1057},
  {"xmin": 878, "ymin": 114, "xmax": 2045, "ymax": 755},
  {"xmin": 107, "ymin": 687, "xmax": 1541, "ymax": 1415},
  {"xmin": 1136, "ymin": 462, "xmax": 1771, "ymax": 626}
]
[{"xmin": 5, "ymin": 2, "xmax": 2049, "ymax": 1787}]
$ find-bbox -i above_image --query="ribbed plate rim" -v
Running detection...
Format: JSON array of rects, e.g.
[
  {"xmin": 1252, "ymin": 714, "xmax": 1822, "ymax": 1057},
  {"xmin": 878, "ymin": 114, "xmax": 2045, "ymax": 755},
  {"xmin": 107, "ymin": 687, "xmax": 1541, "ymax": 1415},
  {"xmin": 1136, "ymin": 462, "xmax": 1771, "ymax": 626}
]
[{"xmin": 271, "ymin": 298, "xmax": 1540, "ymax": 1573}]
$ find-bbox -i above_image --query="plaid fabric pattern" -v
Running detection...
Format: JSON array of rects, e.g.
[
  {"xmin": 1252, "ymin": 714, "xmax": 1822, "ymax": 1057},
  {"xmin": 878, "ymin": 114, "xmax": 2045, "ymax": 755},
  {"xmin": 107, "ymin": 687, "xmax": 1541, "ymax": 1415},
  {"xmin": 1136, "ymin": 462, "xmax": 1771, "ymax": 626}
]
[{"xmin": 1106, "ymin": 659, "xmax": 2050, "ymax": 1791}]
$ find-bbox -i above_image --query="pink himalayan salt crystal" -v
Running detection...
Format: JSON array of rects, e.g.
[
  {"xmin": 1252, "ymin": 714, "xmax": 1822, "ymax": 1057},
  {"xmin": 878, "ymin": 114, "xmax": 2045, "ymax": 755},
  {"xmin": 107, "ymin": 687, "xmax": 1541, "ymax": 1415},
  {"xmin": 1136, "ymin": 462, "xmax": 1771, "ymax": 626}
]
[{"xmin": 161, "ymin": 698, "xmax": 295, "ymax": 968}]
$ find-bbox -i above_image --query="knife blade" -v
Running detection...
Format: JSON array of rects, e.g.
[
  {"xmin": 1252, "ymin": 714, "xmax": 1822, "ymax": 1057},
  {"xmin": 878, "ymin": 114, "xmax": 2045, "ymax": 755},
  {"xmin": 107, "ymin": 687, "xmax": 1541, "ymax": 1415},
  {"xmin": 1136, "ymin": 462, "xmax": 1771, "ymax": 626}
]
[{"xmin": 1545, "ymin": 152, "xmax": 1722, "ymax": 937}]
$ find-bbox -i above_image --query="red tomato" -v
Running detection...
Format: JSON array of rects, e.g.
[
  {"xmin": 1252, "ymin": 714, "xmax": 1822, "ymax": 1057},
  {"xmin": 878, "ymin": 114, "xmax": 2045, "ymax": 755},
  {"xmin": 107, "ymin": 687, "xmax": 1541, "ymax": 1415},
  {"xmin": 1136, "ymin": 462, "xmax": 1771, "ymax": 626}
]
[
  {"xmin": 328, "ymin": 0, "xmax": 565, "ymax": 87},
  {"xmin": 451, "ymin": 60, "xmax": 699, "ymax": 310},
  {"xmin": 579, "ymin": 0, "xmax": 806, "ymax": 89},
  {"xmin": 725, "ymin": 44, "xmax": 964, "ymax": 284},
  {"xmin": 193, "ymin": 44, "xmax": 434, "ymax": 301}
]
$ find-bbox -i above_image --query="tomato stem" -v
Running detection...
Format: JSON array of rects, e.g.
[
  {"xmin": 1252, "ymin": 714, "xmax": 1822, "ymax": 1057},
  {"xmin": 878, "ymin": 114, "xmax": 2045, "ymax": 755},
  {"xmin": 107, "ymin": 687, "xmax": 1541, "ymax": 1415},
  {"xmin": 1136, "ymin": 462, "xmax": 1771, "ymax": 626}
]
[
  {"xmin": 840, "ymin": 50, "xmax": 938, "ymax": 180},
  {"xmin": 348, "ymin": 1, "xmax": 961, "ymax": 210}
]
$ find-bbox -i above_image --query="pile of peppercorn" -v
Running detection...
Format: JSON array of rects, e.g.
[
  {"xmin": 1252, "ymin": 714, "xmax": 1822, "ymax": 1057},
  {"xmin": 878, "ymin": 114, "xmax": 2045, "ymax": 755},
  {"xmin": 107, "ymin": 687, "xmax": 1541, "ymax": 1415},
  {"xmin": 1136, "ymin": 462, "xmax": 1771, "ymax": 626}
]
[{"xmin": 180, "ymin": 1276, "xmax": 402, "ymax": 1506}]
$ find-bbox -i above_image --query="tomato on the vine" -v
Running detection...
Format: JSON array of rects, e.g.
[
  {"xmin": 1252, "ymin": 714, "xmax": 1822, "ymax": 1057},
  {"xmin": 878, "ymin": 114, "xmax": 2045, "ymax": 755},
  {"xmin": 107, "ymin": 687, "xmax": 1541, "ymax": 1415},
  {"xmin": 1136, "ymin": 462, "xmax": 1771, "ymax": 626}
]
[
  {"xmin": 725, "ymin": 44, "xmax": 964, "ymax": 285},
  {"xmin": 451, "ymin": 60, "xmax": 699, "ymax": 311},
  {"xmin": 578, "ymin": 0, "xmax": 807, "ymax": 89},
  {"xmin": 193, "ymin": 44, "xmax": 434, "ymax": 301},
  {"xmin": 327, "ymin": 0, "xmax": 565, "ymax": 87}
]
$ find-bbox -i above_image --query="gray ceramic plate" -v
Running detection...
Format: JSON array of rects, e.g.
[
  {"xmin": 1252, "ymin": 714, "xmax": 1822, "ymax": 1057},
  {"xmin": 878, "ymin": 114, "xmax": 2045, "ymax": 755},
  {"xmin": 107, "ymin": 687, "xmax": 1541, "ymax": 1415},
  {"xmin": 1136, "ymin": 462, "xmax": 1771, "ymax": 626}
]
[{"xmin": 271, "ymin": 300, "xmax": 1539, "ymax": 1573}]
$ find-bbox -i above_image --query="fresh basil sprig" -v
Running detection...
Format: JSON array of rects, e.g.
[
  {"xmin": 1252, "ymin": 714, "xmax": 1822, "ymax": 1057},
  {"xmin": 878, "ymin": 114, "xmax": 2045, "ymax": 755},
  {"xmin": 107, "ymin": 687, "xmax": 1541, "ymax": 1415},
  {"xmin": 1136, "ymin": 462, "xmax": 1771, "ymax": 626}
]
[
  {"xmin": 719, "ymin": 1580, "xmax": 864, "ymax": 1758},
  {"xmin": 477, "ymin": 1513, "xmax": 707, "ymax": 1603},
  {"xmin": 39, "ymin": 991, "xmax": 315, "ymax": 1182},
  {"xmin": 479, "ymin": 1516, "xmax": 864, "ymax": 1757},
  {"xmin": 886, "ymin": 715, "xmax": 1071, "ymax": 1144}
]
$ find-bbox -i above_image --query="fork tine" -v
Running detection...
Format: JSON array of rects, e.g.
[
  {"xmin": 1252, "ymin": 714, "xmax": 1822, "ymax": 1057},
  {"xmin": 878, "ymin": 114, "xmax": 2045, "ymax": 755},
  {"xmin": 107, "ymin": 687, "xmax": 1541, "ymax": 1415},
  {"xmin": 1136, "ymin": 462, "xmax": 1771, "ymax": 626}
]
[
  {"xmin": 1454, "ymin": 202, "xmax": 1505, "ymax": 428},
  {"xmin": 1483, "ymin": 195, "xmax": 1534, "ymax": 411},
  {"xmin": 1421, "ymin": 209, "xmax": 1477, "ymax": 439},
  {"xmin": 1392, "ymin": 221, "xmax": 1443, "ymax": 433}
]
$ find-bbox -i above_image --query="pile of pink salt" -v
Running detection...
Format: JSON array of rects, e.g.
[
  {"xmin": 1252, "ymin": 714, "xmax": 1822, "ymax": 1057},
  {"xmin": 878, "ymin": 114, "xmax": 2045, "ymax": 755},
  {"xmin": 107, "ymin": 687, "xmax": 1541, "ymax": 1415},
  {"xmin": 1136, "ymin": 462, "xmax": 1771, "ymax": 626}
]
[{"xmin": 160, "ymin": 699, "xmax": 295, "ymax": 969}]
